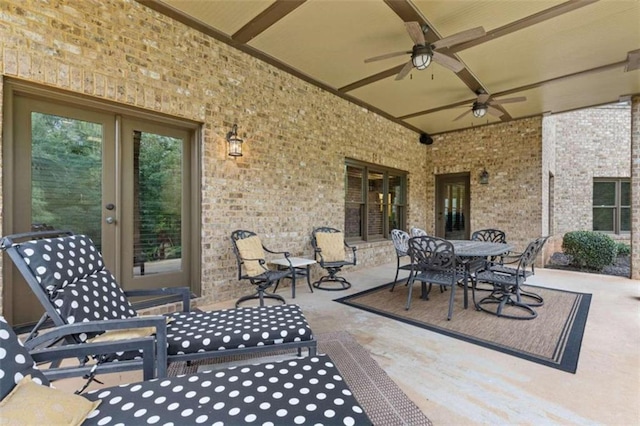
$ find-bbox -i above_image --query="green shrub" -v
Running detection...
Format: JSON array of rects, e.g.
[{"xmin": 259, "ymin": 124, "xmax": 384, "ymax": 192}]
[
  {"xmin": 562, "ymin": 231, "xmax": 617, "ymax": 271},
  {"xmin": 615, "ymin": 242, "xmax": 631, "ymax": 256}
]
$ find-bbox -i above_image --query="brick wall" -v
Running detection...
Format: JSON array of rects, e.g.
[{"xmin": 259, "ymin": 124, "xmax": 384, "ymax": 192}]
[
  {"xmin": 547, "ymin": 104, "xmax": 631, "ymax": 254},
  {"xmin": 429, "ymin": 118, "xmax": 544, "ymax": 254},
  {"xmin": 632, "ymin": 96, "xmax": 640, "ymax": 279}
]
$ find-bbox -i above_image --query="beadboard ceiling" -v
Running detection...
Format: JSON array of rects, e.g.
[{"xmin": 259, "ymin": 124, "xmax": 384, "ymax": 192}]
[{"xmin": 141, "ymin": 0, "xmax": 640, "ymax": 136}]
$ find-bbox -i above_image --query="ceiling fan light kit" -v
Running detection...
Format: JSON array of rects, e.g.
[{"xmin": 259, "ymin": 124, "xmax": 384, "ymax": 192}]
[
  {"xmin": 411, "ymin": 45, "xmax": 432, "ymax": 70},
  {"xmin": 473, "ymin": 103, "xmax": 488, "ymax": 118}
]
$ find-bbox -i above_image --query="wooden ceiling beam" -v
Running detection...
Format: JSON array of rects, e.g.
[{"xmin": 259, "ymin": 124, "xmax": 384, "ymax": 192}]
[{"xmin": 232, "ymin": 0, "xmax": 306, "ymax": 44}]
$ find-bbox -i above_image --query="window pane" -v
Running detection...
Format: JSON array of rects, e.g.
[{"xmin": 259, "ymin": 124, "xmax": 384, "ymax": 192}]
[
  {"xmin": 345, "ymin": 165, "xmax": 364, "ymax": 238},
  {"xmin": 31, "ymin": 112, "xmax": 103, "ymax": 249},
  {"xmin": 593, "ymin": 182, "xmax": 615, "ymax": 206},
  {"xmin": 367, "ymin": 172, "xmax": 384, "ymax": 237},
  {"xmin": 621, "ymin": 181, "xmax": 630, "ymax": 206},
  {"xmin": 621, "ymin": 207, "xmax": 630, "ymax": 232},
  {"xmin": 346, "ymin": 166, "xmax": 363, "ymax": 203},
  {"xmin": 389, "ymin": 175, "xmax": 402, "ymax": 205},
  {"xmin": 593, "ymin": 207, "xmax": 614, "ymax": 231}
]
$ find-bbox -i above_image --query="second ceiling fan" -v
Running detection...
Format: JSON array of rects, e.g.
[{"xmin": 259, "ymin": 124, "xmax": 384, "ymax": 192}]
[
  {"xmin": 364, "ymin": 21, "xmax": 485, "ymax": 80},
  {"xmin": 453, "ymin": 92, "xmax": 527, "ymax": 121}
]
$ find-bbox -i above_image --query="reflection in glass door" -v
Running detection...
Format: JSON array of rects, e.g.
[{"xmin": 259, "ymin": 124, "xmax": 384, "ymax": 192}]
[
  {"xmin": 436, "ymin": 174, "xmax": 470, "ymax": 240},
  {"xmin": 30, "ymin": 112, "xmax": 104, "ymax": 247},
  {"xmin": 132, "ymin": 130, "xmax": 183, "ymax": 277},
  {"xmin": 120, "ymin": 120, "xmax": 191, "ymax": 292}
]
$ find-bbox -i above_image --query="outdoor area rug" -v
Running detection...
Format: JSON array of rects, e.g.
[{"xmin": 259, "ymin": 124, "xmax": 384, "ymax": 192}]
[
  {"xmin": 335, "ymin": 282, "xmax": 591, "ymax": 374},
  {"xmin": 167, "ymin": 330, "xmax": 432, "ymax": 426}
]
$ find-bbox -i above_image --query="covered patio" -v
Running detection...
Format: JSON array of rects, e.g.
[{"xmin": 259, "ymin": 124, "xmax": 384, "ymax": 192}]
[{"xmin": 1, "ymin": 0, "xmax": 640, "ymax": 422}]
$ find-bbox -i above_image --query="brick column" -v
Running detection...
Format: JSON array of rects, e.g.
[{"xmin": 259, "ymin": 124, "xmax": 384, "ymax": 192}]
[{"xmin": 631, "ymin": 95, "xmax": 640, "ymax": 279}]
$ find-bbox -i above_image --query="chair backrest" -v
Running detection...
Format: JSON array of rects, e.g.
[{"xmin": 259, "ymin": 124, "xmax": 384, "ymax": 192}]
[
  {"xmin": 390, "ymin": 229, "xmax": 410, "ymax": 256},
  {"xmin": 230, "ymin": 230, "xmax": 267, "ymax": 278},
  {"xmin": 311, "ymin": 227, "xmax": 346, "ymax": 263},
  {"xmin": 471, "ymin": 229, "xmax": 506, "ymax": 243},
  {"xmin": 408, "ymin": 236, "xmax": 456, "ymax": 273},
  {"xmin": 516, "ymin": 236, "xmax": 549, "ymax": 273},
  {"xmin": 410, "ymin": 227, "xmax": 428, "ymax": 237},
  {"xmin": 1, "ymin": 231, "xmax": 138, "ymax": 340}
]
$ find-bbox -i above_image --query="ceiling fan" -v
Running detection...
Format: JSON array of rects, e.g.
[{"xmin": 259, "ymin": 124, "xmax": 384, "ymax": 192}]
[
  {"xmin": 364, "ymin": 22, "xmax": 485, "ymax": 80},
  {"xmin": 453, "ymin": 93, "xmax": 527, "ymax": 121}
]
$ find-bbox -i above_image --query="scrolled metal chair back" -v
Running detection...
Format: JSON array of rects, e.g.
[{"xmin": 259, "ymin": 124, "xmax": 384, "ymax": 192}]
[
  {"xmin": 471, "ymin": 229, "xmax": 506, "ymax": 243},
  {"xmin": 408, "ymin": 236, "xmax": 456, "ymax": 272},
  {"xmin": 410, "ymin": 227, "xmax": 428, "ymax": 238},
  {"xmin": 390, "ymin": 229, "xmax": 410, "ymax": 256},
  {"xmin": 517, "ymin": 236, "xmax": 549, "ymax": 272}
]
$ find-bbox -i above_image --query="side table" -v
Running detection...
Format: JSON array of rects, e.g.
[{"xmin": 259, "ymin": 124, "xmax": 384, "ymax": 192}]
[{"xmin": 270, "ymin": 257, "xmax": 316, "ymax": 299}]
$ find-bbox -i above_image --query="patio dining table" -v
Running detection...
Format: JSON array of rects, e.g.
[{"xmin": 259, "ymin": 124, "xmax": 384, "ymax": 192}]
[{"xmin": 447, "ymin": 240, "xmax": 514, "ymax": 309}]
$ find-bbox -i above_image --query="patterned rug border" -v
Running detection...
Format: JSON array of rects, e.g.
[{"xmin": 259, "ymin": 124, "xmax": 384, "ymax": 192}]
[
  {"xmin": 334, "ymin": 282, "xmax": 591, "ymax": 374},
  {"xmin": 167, "ymin": 330, "xmax": 431, "ymax": 426}
]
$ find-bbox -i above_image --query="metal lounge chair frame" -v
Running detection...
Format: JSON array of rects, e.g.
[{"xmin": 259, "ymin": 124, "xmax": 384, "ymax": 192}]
[
  {"xmin": 0, "ymin": 316, "xmax": 370, "ymax": 425},
  {"xmin": 1, "ymin": 230, "xmax": 317, "ymax": 380}
]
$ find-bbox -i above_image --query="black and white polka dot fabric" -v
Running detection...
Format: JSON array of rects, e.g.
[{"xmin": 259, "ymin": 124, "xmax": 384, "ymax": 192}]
[
  {"xmin": 0, "ymin": 316, "xmax": 50, "ymax": 400},
  {"xmin": 16, "ymin": 235, "xmax": 137, "ymax": 334},
  {"xmin": 166, "ymin": 304, "xmax": 314, "ymax": 355},
  {"xmin": 12, "ymin": 234, "xmax": 316, "ymax": 361},
  {"xmin": 83, "ymin": 354, "xmax": 371, "ymax": 425}
]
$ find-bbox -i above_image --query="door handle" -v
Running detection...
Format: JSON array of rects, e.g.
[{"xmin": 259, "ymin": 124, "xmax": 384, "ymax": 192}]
[{"xmin": 105, "ymin": 216, "xmax": 116, "ymax": 224}]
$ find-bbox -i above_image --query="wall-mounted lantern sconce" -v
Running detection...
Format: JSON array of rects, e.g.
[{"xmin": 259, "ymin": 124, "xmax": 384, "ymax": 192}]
[
  {"xmin": 226, "ymin": 124, "xmax": 243, "ymax": 157},
  {"xmin": 479, "ymin": 168, "xmax": 489, "ymax": 185}
]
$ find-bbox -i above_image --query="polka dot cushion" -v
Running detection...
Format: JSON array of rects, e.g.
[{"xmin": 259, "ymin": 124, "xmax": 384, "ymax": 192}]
[
  {"xmin": 0, "ymin": 316, "xmax": 50, "ymax": 401},
  {"xmin": 82, "ymin": 354, "xmax": 370, "ymax": 425},
  {"xmin": 16, "ymin": 235, "xmax": 104, "ymax": 293},
  {"xmin": 15, "ymin": 235, "xmax": 137, "ymax": 325},
  {"xmin": 165, "ymin": 304, "xmax": 314, "ymax": 355}
]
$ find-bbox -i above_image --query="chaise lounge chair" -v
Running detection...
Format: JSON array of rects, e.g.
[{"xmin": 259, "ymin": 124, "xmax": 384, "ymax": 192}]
[
  {"xmin": 0, "ymin": 316, "xmax": 371, "ymax": 425},
  {"xmin": 0, "ymin": 230, "xmax": 317, "ymax": 380}
]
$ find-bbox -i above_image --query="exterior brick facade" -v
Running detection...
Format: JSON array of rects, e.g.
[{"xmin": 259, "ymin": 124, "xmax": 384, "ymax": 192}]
[
  {"xmin": 547, "ymin": 104, "xmax": 631, "ymax": 236},
  {"xmin": 632, "ymin": 96, "xmax": 640, "ymax": 279},
  {"xmin": 0, "ymin": 0, "xmax": 637, "ymax": 318}
]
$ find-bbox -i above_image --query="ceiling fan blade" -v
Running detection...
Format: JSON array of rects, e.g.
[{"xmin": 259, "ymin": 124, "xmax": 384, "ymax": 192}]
[
  {"xmin": 490, "ymin": 96, "xmax": 527, "ymax": 105},
  {"xmin": 364, "ymin": 50, "xmax": 410, "ymax": 63},
  {"xmin": 487, "ymin": 106, "xmax": 504, "ymax": 117},
  {"xmin": 395, "ymin": 60, "xmax": 414, "ymax": 80},
  {"xmin": 477, "ymin": 93, "xmax": 491, "ymax": 103},
  {"xmin": 405, "ymin": 21, "xmax": 425, "ymax": 45},
  {"xmin": 431, "ymin": 26, "xmax": 485, "ymax": 50},
  {"xmin": 432, "ymin": 51, "xmax": 465, "ymax": 73},
  {"xmin": 453, "ymin": 109, "xmax": 473, "ymax": 121}
]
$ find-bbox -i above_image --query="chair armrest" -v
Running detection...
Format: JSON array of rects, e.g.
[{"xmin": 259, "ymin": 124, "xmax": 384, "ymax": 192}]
[
  {"xmin": 125, "ymin": 286, "xmax": 191, "ymax": 311},
  {"xmin": 24, "ymin": 316, "xmax": 168, "ymax": 351},
  {"xmin": 30, "ymin": 336, "xmax": 157, "ymax": 382},
  {"xmin": 24, "ymin": 317, "xmax": 167, "ymax": 380}
]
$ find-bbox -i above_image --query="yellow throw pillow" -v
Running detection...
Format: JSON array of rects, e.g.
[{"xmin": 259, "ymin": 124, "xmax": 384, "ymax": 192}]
[
  {"xmin": 87, "ymin": 316, "xmax": 173, "ymax": 343},
  {"xmin": 87, "ymin": 326, "xmax": 156, "ymax": 343},
  {"xmin": 0, "ymin": 375, "xmax": 101, "ymax": 426},
  {"xmin": 235, "ymin": 235, "xmax": 266, "ymax": 277},
  {"xmin": 316, "ymin": 232, "xmax": 345, "ymax": 262}
]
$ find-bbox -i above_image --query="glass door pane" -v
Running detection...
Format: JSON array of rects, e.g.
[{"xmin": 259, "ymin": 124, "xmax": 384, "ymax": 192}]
[
  {"xmin": 132, "ymin": 130, "xmax": 183, "ymax": 276},
  {"xmin": 31, "ymin": 112, "xmax": 104, "ymax": 248},
  {"xmin": 120, "ymin": 119, "xmax": 191, "ymax": 291}
]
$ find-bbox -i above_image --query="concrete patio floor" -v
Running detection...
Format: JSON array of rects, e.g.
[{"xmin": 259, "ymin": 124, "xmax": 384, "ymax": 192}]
[
  {"xmin": 204, "ymin": 263, "xmax": 640, "ymax": 425},
  {"xmin": 53, "ymin": 263, "xmax": 640, "ymax": 425}
]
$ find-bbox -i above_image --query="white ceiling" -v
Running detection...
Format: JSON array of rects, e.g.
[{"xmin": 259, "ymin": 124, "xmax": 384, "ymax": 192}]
[{"xmin": 144, "ymin": 0, "xmax": 640, "ymax": 136}]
